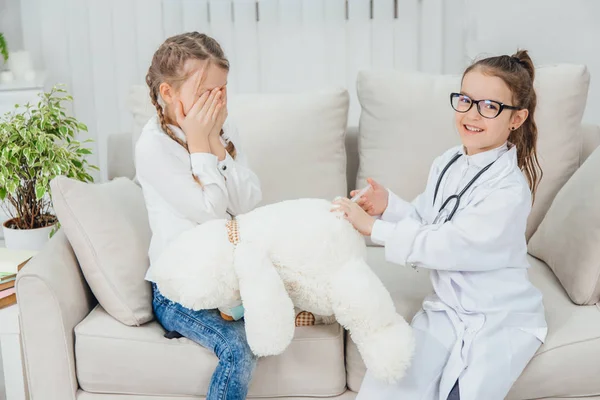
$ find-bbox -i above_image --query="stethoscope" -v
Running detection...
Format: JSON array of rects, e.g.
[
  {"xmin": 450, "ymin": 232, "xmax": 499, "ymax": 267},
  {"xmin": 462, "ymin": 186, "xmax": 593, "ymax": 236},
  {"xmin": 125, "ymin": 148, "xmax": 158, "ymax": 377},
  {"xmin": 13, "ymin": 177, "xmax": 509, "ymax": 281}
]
[{"xmin": 432, "ymin": 153, "xmax": 496, "ymax": 224}]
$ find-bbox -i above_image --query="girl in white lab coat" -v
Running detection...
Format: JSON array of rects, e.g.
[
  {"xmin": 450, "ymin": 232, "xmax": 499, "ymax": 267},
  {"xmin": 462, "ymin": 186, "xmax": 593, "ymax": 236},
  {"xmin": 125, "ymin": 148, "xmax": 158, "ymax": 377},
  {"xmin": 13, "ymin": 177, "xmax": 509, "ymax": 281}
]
[{"xmin": 333, "ymin": 50, "xmax": 546, "ymax": 400}]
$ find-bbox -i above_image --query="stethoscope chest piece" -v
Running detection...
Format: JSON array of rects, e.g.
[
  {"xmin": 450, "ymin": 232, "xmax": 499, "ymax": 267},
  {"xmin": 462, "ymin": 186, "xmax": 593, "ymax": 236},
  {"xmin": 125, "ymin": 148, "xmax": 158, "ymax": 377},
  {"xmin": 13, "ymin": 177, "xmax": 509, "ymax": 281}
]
[{"xmin": 432, "ymin": 153, "xmax": 496, "ymax": 224}]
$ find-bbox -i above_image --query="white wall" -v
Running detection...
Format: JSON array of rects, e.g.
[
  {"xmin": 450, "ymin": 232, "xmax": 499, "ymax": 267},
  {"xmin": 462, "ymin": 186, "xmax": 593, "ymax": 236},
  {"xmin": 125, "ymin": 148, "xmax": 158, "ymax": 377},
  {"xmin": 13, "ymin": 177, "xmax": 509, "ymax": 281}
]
[
  {"xmin": 0, "ymin": 0, "xmax": 22, "ymax": 56},
  {"xmin": 2, "ymin": 0, "xmax": 599, "ymax": 181},
  {"xmin": 463, "ymin": 0, "xmax": 600, "ymax": 126}
]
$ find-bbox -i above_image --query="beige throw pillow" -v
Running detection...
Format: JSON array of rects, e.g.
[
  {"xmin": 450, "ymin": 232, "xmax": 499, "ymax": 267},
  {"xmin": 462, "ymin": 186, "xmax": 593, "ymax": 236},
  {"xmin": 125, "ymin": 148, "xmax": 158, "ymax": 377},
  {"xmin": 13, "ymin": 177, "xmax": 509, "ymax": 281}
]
[
  {"xmin": 129, "ymin": 87, "xmax": 351, "ymax": 205},
  {"xmin": 528, "ymin": 147, "xmax": 600, "ymax": 305},
  {"xmin": 50, "ymin": 176, "xmax": 153, "ymax": 326},
  {"xmin": 356, "ymin": 65, "xmax": 590, "ymax": 239},
  {"xmin": 228, "ymin": 89, "xmax": 350, "ymax": 204}
]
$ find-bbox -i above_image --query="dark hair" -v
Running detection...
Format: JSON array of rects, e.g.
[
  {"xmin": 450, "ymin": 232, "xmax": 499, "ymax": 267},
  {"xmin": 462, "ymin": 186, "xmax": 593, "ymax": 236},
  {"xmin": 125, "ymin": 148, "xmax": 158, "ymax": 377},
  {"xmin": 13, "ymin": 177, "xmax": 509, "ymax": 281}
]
[
  {"xmin": 463, "ymin": 50, "xmax": 542, "ymax": 200},
  {"xmin": 145, "ymin": 32, "xmax": 235, "ymax": 159}
]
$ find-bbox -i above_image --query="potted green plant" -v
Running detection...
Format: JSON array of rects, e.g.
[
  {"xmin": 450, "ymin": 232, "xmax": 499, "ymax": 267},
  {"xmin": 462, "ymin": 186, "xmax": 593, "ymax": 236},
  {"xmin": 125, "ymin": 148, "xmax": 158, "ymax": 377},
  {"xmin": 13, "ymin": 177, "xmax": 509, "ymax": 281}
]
[
  {"xmin": 0, "ymin": 85, "xmax": 98, "ymax": 250},
  {"xmin": 0, "ymin": 33, "xmax": 13, "ymax": 83}
]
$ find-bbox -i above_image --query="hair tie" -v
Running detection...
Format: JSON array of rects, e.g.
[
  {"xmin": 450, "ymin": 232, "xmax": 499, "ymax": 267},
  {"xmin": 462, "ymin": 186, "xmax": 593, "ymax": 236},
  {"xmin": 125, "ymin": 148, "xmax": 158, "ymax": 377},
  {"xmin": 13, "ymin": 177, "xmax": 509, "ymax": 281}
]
[{"xmin": 511, "ymin": 56, "xmax": 523, "ymax": 66}]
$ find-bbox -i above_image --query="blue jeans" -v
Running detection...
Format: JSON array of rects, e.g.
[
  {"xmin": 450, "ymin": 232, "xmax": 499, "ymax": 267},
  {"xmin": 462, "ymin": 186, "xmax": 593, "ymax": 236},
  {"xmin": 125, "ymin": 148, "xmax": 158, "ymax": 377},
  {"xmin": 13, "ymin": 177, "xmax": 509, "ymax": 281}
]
[
  {"xmin": 448, "ymin": 380, "xmax": 460, "ymax": 400},
  {"xmin": 152, "ymin": 283, "xmax": 257, "ymax": 399}
]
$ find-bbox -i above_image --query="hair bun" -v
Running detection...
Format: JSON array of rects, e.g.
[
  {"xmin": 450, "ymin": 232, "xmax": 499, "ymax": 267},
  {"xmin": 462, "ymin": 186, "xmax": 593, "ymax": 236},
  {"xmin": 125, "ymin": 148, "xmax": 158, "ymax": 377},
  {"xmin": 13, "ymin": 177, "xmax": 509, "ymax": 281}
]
[{"xmin": 512, "ymin": 49, "xmax": 535, "ymax": 82}]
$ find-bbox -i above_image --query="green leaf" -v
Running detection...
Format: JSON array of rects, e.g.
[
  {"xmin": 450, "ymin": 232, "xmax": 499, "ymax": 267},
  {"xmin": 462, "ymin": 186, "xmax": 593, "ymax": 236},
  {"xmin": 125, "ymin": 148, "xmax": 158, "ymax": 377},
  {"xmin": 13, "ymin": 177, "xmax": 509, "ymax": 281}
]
[
  {"xmin": 49, "ymin": 223, "xmax": 61, "ymax": 238},
  {"xmin": 23, "ymin": 148, "xmax": 32, "ymax": 163},
  {"xmin": 0, "ymin": 187, "xmax": 6, "ymax": 200},
  {"xmin": 77, "ymin": 148, "xmax": 92, "ymax": 155},
  {"xmin": 51, "ymin": 164, "xmax": 61, "ymax": 176},
  {"xmin": 35, "ymin": 183, "xmax": 46, "ymax": 200},
  {"xmin": 6, "ymin": 179, "xmax": 17, "ymax": 194}
]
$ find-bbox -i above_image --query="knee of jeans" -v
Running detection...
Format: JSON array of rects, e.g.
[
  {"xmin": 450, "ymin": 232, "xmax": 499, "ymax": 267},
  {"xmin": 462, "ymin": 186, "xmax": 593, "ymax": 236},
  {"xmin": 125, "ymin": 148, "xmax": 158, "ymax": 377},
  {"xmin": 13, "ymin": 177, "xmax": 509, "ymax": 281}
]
[{"xmin": 221, "ymin": 340, "xmax": 257, "ymax": 369}]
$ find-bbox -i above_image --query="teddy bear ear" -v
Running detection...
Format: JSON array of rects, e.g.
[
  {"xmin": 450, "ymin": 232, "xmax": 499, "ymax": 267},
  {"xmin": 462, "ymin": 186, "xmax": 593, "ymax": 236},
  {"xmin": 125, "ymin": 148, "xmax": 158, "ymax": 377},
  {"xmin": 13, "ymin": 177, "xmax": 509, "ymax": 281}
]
[{"xmin": 295, "ymin": 311, "xmax": 316, "ymax": 326}]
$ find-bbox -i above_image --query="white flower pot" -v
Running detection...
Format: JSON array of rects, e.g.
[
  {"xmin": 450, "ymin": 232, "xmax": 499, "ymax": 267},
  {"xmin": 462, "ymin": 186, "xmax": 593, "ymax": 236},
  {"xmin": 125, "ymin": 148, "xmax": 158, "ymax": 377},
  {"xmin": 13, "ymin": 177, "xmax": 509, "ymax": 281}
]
[
  {"xmin": 0, "ymin": 70, "xmax": 14, "ymax": 83},
  {"xmin": 7, "ymin": 51, "xmax": 34, "ymax": 82},
  {"xmin": 2, "ymin": 218, "xmax": 55, "ymax": 250}
]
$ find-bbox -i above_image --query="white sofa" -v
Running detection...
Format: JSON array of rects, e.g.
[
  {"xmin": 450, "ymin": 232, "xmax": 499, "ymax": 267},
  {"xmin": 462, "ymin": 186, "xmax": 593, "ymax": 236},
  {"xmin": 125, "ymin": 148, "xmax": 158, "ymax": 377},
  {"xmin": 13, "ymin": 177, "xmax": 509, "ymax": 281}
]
[{"xmin": 17, "ymin": 65, "xmax": 600, "ymax": 399}]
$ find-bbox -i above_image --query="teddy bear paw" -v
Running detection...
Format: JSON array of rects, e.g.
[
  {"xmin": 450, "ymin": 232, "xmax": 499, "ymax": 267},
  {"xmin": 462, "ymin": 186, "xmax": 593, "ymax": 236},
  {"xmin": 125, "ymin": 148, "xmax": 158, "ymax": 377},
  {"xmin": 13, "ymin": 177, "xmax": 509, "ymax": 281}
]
[{"xmin": 357, "ymin": 321, "xmax": 415, "ymax": 384}]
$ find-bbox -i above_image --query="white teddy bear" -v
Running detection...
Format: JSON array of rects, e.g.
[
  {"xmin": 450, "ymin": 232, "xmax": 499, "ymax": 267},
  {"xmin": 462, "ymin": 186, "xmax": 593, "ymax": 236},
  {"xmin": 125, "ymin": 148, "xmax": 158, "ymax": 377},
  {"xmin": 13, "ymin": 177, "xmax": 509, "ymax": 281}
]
[{"xmin": 150, "ymin": 198, "xmax": 414, "ymax": 383}]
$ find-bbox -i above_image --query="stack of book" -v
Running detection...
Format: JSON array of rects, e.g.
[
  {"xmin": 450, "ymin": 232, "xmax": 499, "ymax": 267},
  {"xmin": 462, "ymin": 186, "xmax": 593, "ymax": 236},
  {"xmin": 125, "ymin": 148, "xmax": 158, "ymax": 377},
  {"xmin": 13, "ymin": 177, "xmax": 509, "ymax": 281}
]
[{"xmin": 0, "ymin": 248, "xmax": 38, "ymax": 309}]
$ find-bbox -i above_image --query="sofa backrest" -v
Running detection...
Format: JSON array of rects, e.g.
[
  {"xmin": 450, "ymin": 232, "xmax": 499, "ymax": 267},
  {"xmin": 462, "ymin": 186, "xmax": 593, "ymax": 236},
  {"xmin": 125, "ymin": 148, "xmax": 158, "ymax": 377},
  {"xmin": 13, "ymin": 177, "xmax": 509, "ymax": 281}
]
[
  {"xmin": 115, "ymin": 65, "xmax": 599, "ymax": 239},
  {"xmin": 109, "ymin": 122, "xmax": 600, "ymax": 204}
]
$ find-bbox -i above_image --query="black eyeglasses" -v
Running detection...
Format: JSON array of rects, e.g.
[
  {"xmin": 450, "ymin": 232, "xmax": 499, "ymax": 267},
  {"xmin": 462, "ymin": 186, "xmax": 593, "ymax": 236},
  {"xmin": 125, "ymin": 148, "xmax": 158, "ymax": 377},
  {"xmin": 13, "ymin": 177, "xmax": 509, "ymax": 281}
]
[{"xmin": 450, "ymin": 93, "xmax": 520, "ymax": 119}]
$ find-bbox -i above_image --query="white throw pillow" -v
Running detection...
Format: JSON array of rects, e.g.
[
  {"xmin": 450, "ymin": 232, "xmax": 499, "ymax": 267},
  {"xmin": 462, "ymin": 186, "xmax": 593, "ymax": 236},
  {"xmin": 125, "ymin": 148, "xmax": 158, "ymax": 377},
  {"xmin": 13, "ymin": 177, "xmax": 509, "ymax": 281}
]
[
  {"xmin": 528, "ymin": 147, "xmax": 600, "ymax": 305},
  {"xmin": 50, "ymin": 176, "xmax": 153, "ymax": 326},
  {"xmin": 356, "ymin": 65, "xmax": 590, "ymax": 239}
]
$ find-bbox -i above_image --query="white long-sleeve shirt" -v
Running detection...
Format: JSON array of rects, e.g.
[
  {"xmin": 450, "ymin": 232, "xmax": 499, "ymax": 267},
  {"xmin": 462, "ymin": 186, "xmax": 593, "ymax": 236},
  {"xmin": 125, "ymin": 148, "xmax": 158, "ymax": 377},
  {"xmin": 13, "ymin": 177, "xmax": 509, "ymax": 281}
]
[
  {"xmin": 371, "ymin": 143, "xmax": 547, "ymax": 340},
  {"xmin": 135, "ymin": 116, "xmax": 262, "ymax": 280}
]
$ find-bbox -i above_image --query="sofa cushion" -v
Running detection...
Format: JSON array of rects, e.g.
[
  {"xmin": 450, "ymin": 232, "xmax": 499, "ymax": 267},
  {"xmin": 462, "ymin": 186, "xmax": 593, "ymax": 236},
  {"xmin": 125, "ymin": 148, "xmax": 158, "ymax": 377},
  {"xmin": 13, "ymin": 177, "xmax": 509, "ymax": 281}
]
[
  {"xmin": 345, "ymin": 248, "xmax": 600, "ymax": 398},
  {"xmin": 528, "ymin": 147, "xmax": 600, "ymax": 305},
  {"xmin": 75, "ymin": 306, "xmax": 346, "ymax": 397},
  {"xmin": 506, "ymin": 256, "xmax": 600, "ymax": 399},
  {"xmin": 75, "ymin": 392, "xmax": 358, "ymax": 400},
  {"xmin": 356, "ymin": 65, "xmax": 590, "ymax": 239},
  {"xmin": 129, "ymin": 87, "xmax": 350, "ymax": 204},
  {"xmin": 50, "ymin": 176, "xmax": 153, "ymax": 326}
]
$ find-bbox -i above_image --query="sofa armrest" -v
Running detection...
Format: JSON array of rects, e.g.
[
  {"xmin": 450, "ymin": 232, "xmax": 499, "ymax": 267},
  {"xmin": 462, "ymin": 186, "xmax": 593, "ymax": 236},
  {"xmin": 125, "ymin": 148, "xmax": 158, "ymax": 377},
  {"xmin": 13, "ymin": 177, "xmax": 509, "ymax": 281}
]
[
  {"xmin": 108, "ymin": 132, "xmax": 135, "ymax": 180},
  {"xmin": 16, "ymin": 230, "xmax": 96, "ymax": 400}
]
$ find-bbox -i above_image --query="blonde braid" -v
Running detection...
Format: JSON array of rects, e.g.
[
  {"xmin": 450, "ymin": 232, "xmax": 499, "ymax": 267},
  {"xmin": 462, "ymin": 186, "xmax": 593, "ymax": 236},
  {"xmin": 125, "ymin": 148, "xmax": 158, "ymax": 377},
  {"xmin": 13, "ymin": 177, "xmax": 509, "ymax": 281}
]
[
  {"xmin": 148, "ymin": 86, "xmax": 188, "ymax": 151},
  {"xmin": 221, "ymin": 129, "xmax": 237, "ymax": 159}
]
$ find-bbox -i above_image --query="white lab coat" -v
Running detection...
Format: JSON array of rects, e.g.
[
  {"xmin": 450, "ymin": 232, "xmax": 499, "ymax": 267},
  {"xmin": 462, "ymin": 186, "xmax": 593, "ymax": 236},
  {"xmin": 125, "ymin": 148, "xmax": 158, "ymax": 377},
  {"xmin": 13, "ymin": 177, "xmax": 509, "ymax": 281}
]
[{"xmin": 357, "ymin": 143, "xmax": 547, "ymax": 400}]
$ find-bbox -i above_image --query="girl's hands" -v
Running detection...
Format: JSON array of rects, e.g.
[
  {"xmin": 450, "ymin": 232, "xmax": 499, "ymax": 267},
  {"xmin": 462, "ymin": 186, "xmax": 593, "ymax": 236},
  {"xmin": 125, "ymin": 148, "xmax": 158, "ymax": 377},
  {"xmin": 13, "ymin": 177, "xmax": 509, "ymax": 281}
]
[
  {"xmin": 350, "ymin": 178, "xmax": 389, "ymax": 216},
  {"xmin": 331, "ymin": 197, "xmax": 376, "ymax": 236},
  {"xmin": 175, "ymin": 88, "xmax": 223, "ymax": 153},
  {"xmin": 210, "ymin": 86, "xmax": 228, "ymax": 137},
  {"xmin": 208, "ymin": 87, "xmax": 228, "ymax": 160}
]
